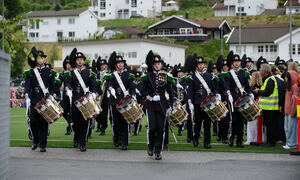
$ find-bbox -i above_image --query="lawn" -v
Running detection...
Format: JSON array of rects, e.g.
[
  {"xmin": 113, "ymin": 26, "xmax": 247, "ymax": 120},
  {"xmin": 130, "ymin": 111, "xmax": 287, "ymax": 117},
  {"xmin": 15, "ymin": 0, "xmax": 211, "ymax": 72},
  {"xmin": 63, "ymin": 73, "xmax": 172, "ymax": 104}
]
[{"xmin": 10, "ymin": 108, "xmax": 290, "ymax": 154}]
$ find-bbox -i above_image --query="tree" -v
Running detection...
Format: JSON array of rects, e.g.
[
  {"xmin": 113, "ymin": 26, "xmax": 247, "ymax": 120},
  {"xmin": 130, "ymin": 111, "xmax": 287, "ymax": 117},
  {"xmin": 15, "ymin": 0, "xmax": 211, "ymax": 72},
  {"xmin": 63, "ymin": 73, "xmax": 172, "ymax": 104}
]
[{"xmin": 4, "ymin": 0, "xmax": 23, "ymax": 19}]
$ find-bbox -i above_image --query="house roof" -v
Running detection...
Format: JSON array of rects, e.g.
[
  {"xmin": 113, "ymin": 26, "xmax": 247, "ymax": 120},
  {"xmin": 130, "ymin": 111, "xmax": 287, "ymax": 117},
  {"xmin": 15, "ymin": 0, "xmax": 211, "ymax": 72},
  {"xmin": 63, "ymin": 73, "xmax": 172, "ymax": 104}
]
[
  {"xmin": 27, "ymin": 9, "xmax": 88, "ymax": 18},
  {"xmin": 284, "ymin": 0, "xmax": 300, "ymax": 6},
  {"xmin": 227, "ymin": 25, "xmax": 299, "ymax": 44},
  {"xmin": 148, "ymin": 15, "xmax": 230, "ymax": 30},
  {"xmin": 59, "ymin": 38, "xmax": 188, "ymax": 49},
  {"xmin": 212, "ymin": 3, "xmax": 234, "ymax": 9}
]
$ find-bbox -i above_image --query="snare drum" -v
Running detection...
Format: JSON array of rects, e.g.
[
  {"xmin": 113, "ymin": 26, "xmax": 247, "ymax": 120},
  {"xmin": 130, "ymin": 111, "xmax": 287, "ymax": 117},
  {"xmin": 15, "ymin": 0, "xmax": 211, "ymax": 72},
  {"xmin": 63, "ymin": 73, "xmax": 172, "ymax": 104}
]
[
  {"xmin": 117, "ymin": 96, "xmax": 144, "ymax": 124},
  {"xmin": 201, "ymin": 94, "xmax": 228, "ymax": 122},
  {"xmin": 74, "ymin": 93, "xmax": 102, "ymax": 120},
  {"xmin": 234, "ymin": 94, "xmax": 261, "ymax": 121},
  {"xmin": 35, "ymin": 95, "xmax": 63, "ymax": 124},
  {"xmin": 168, "ymin": 100, "xmax": 188, "ymax": 126}
]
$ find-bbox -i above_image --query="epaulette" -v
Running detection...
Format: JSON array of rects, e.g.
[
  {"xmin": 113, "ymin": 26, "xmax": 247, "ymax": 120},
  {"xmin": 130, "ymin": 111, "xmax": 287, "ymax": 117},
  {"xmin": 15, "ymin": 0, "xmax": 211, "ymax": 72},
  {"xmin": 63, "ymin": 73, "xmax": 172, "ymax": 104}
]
[
  {"xmin": 63, "ymin": 71, "xmax": 71, "ymax": 78},
  {"xmin": 23, "ymin": 69, "xmax": 31, "ymax": 80},
  {"xmin": 180, "ymin": 75, "xmax": 191, "ymax": 83},
  {"xmin": 104, "ymin": 73, "xmax": 113, "ymax": 80},
  {"xmin": 50, "ymin": 69, "xmax": 57, "ymax": 77},
  {"xmin": 54, "ymin": 78, "xmax": 62, "ymax": 86},
  {"xmin": 220, "ymin": 72, "xmax": 229, "ymax": 79},
  {"xmin": 167, "ymin": 74, "xmax": 176, "ymax": 86},
  {"xmin": 129, "ymin": 73, "xmax": 135, "ymax": 80},
  {"xmin": 140, "ymin": 74, "xmax": 149, "ymax": 83},
  {"xmin": 212, "ymin": 74, "xmax": 219, "ymax": 84},
  {"xmin": 90, "ymin": 72, "xmax": 97, "ymax": 79},
  {"xmin": 245, "ymin": 71, "xmax": 250, "ymax": 80},
  {"xmin": 96, "ymin": 79, "xmax": 102, "ymax": 86}
]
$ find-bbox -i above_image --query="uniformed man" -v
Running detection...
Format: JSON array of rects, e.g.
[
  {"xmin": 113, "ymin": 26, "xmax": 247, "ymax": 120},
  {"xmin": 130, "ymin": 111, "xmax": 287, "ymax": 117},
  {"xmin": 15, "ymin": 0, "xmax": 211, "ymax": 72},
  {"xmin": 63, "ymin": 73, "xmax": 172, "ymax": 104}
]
[
  {"xmin": 256, "ymin": 56, "xmax": 268, "ymax": 71},
  {"xmin": 105, "ymin": 51, "xmax": 136, "ymax": 150},
  {"xmin": 95, "ymin": 57, "xmax": 109, "ymax": 136},
  {"xmin": 23, "ymin": 47, "xmax": 57, "ymax": 152},
  {"xmin": 244, "ymin": 57, "xmax": 256, "ymax": 75},
  {"xmin": 64, "ymin": 48, "xmax": 98, "ymax": 152},
  {"xmin": 186, "ymin": 56, "xmax": 219, "ymax": 149},
  {"xmin": 133, "ymin": 71, "xmax": 143, "ymax": 136},
  {"xmin": 58, "ymin": 56, "xmax": 73, "ymax": 135},
  {"xmin": 140, "ymin": 50, "xmax": 175, "ymax": 160},
  {"xmin": 223, "ymin": 54, "xmax": 252, "ymax": 147}
]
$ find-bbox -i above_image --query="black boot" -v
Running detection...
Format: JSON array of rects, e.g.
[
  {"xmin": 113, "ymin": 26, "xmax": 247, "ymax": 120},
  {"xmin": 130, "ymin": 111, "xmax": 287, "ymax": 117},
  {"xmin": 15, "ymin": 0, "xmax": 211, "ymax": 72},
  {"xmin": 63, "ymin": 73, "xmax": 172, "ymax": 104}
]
[
  {"xmin": 155, "ymin": 152, "xmax": 162, "ymax": 160},
  {"xmin": 121, "ymin": 145, "xmax": 127, "ymax": 150},
  {"xmin": 40, "ymin": 147, "xmax": 46, "ymax": 152},
  {"xmin": 147, "ymin": 147, "xmax": 154, "ymax": 156},
  {"xmin": 73, "ymin": 139, "xmax": 78, "ymax": 148},
  {"xmin": 193, "ymin": 139, "xmax": 199, "ymax": 147},
  {"xmin": 31, "ymin": 143, "xmax": 37, "ymax": 150},
  {"xmin": 80, "ymin": 145, "xmax": 86, "ymax": 152},
  {"xmin": 99, "ymin": 130, "xmax": 105, "ymax": 136},
  {"xmin": 229, "ymin": 138, "xmax": 234, "ymax": 147},
  {"xmin": 236, "ymin": 142, "xmax": 244, "ymax": 148},
  {"xmin": 187, "ymin": 137, "xmax": 192, "ymax": 143},
  {"xmin": 65, "ymin": 126, "xmax": 72, "ymax": 135},
  {"xmin": 204, "ymin": 142, "xmax": 211, "ymax": 149}
]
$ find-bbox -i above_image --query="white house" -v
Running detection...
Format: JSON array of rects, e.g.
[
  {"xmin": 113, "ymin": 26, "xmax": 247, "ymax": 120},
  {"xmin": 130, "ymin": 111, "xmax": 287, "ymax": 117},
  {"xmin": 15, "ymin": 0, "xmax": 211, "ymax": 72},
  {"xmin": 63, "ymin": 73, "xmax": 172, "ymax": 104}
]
[
  {"xmin": 285, "ymin": 0, "xmax": 300, "ymax": 14},
  {"xmin": 162, "ymin": 0, "xmax": 179, "ymax": 12},
  {"xmin": 59, "ymin": 39, "xmax": 187, "ymax": 66},
  {"xmin": 226, "ymin": 24, "xmax": 300, "ymax": 62},
  {"xmin": 89, "ymin": 0, "xmax": 162, "ymax": 20},
  {"xmin": 212, "ymin": 0, "xmax": 278, "ymax": 17},
  {"xmin": 25, "ymin": 9, "xmax": 100, "ymax": 42}
]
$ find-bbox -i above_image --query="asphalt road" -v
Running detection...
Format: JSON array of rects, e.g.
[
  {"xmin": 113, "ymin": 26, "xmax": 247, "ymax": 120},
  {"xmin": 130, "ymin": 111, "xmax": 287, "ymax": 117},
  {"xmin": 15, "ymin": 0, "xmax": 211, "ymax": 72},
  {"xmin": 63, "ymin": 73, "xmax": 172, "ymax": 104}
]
[{"xmin": 9, "ymin": 147, "xmax": 300, "ymax": 180}]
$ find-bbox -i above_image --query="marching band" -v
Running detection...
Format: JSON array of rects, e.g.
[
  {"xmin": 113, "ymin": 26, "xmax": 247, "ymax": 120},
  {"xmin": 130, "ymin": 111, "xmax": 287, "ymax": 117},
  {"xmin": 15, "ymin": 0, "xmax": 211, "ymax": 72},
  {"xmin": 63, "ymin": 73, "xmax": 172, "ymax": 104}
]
[{"xmin": 23, "ymin": 46, "xmax": 295, "ymax": 160}]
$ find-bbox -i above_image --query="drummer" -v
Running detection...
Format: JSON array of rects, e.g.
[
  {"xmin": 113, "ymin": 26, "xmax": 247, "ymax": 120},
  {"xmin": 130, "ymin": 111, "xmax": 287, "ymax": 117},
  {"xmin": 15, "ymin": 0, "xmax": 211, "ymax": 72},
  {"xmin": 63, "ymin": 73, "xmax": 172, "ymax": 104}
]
[
  {"xmin": 105, "ymin": 52, "xmax": 136, "ymax": 150},
  {"xmin": 64, "ymin": 49, "xmax": 98, "ymax": 152},
  {"xmin": 186, "ymin": 56, "xmax": 219, "ymax": 149},
  {"xmin": 140, "ymin": 51, "xmax": 175, "ymax": 160},
  {"xmin": 223, "ymin": 54, "xmax": 252, "ymax": 147},
  {"xmin": 23, "ymin": 47, "xmax": 57, "ymax": 152}
]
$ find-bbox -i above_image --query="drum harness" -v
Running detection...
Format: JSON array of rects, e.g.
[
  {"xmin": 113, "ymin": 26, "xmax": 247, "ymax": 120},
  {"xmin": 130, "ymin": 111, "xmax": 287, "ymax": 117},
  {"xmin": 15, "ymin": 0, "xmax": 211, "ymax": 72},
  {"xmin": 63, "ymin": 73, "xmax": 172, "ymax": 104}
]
[
  {"xmin": 73, "ymin": 69, "xmax": 92, "ymax": 140},
  {"xmin": 33, "ymin": 68, "xmax": 49, "ymax": 96}
]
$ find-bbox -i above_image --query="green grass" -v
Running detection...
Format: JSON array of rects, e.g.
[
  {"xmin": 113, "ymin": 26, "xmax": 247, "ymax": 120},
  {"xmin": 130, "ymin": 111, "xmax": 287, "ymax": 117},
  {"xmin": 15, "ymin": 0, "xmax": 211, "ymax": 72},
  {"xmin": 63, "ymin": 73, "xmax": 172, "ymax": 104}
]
[
  {"xmin": 99, "ymin": 18, "xmax": 161, "ymax": 29},
  {"xmin": 10, "ymin": 108, "xmax": 290, "ymax": 154}
]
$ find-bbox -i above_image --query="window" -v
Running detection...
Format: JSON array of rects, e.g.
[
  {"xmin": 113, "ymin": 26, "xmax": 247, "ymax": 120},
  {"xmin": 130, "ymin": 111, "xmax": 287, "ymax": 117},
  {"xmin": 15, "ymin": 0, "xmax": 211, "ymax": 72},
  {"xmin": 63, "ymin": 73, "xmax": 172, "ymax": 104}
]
[
  {"xmin": 100, "ymin": 0, "xmax": 106, "ymax": 10},
  {"xmin": 69, "ymin": 18, "xmax": 75, "ymax": 24},
  {"xmin": 100, "ymin": 13, "xmax": 106, "ymax": 17},
  {"xmin": 36, "ymin": 21, "xmax": 39, "ymax": 29},
  {"xmin": 29, "ymin": 32, "xmax": 39, "ymax": 38},
  {"xmin": 179, "ymin": 28, "xmax": 193, "ymax": 34},
  {"xmin": 57, "ymin": 18, "xmax": 61, "ymax": 25},
  {"xmin": 238, "ymin": 7, "xmax": 244, "ymax": 12},
  {"xmin": 164, "ymin": 29, "xmax": 170, "ymax": 35},
  {"xmin": 298, "ymin": 44, "xmax": 300, "ymax": 55},
  {"xmin": 128, "ymin": 52, "xmax": 137, "ymax": 58},
  {"xmin": 131, "ymin": 0, "xmax": 137, "ymax": 7},
  {"xmin": 29, "ymin": 20, "xmax": 35, "ymax": 29},
  {"xmin": 131, "ymin": 11, "xmax": 137, "ymax": 15},
  {"xmin": 270, "ymin": 45, "xmax": 277, "ymax": 52},
  {"xmin": 69, "ymin": 32, "xmax": 75, "ymax": 37},
  {"xmin": 238, "ymin": 0, "xmax": 244, "ymax": 3},
  {"xmin": 265, "ymin": 45, "xmax": 268, "ymax": 52},
  {"xmin": 258, "ymin": 46, "xmax": 264, "ymax": 52},
  {"xmin": 42, "ymin": 21, "xmax": 48, "ymax": 25},
  {"xmin": 158, "ymin": 29, "xmax": 164, "ymax": 35},
  {"xmin": 292, "ymin": 44, "xmax": 296, "ymax": 55},
  {"xmin": 94, "ymin": 53, "xmax": 98, "ymax": 59},
  {"xmin": 57, "ymin": 32, "xmax": 63, "ymax": 39}
]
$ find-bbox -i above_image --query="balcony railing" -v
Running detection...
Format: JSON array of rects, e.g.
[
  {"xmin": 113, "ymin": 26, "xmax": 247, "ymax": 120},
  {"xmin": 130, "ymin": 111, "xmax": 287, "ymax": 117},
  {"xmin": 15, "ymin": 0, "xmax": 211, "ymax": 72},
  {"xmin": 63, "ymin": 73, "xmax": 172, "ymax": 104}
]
[{"xmin": 148, "ymin": 33, "xmax": 208, "ymax": 38}]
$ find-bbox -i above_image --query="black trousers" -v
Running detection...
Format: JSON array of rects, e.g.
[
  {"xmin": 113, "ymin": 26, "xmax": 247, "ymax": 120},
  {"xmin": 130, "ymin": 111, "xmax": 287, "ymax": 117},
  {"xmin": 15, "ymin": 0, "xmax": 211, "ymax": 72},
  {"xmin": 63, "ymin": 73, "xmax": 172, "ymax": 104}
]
[
  {"xmin": 277, "ymin": 112, "xmax": 286, "ymax": 142},
  {"xmin": 262, "ymin": 110, "xmax": 278, "ymax": 144},
  {"xmin": 218, "ymin": 107, "xmax": 230, "ymax": 140},
  {"xmin": 230, "ymin": 109, "xmax": 244, "ymax": 143},
  {"xmin": 194, "ymin": 104, "xmax": 211, "ymax": 143},
  {"xmin": 185, "ymin": 105, "xmax": 193, "ymax": 140},
  {"xmin": 147, "ymin": 110, "xmax": 167, "ymax": 152},
  {"xmin": 72, "ymin": 105, "xmax": 89, "ymax": 146},
  {"xmin": 96, "ymin": 99, "xmax": 109, "ymax": 131},
  {"xmin": 110, "ymin": 105, "xmax": 129, "ymax": 146},
  {"xmin": 29, "ymin": 106, "xmax": 48, "ymax": 148},
  {"xmin": 61, "ymin": 97, "xmax": 72, "ymax": 127}
]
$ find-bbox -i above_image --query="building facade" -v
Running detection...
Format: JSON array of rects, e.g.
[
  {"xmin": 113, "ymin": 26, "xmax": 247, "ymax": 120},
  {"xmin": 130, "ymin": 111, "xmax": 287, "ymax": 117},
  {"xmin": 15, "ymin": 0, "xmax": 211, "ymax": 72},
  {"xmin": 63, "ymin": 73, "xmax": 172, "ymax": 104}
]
[
  {"xmin": 213, "ymin": 0, "xmax": 278, "ymax": 17},
  {"xmin": 226, "ymin": 24, "xmax": 300, "ymax": 62},
  {"xmin": 285, "ymin": 0, "xmax": 300, "ymax": 14},
  {"xmin": 59, "ymin": 39, "xmax": 187, "ymax": 67},
  {"xmin": 89, "ymin": 0, "xmax": 162, "ymax": 20},
  {"xmin": 25, "ymin": 9, "xmax": 99, "ymax": 42}
]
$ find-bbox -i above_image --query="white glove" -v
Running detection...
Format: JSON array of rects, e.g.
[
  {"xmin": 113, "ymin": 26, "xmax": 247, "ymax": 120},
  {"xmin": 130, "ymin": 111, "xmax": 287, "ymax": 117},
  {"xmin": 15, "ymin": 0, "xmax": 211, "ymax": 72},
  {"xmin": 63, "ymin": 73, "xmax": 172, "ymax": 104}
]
[
  {"xmin": 226, "ymin": 90, "xmax": 233, "ymax": 103},
  {"xmin": 135, "ymin": 89, "xmax": 141, "ymax": 95},
  {"xmin": 132, "ymin": 95, "xmax": 137, "ymax": 101},
  {"xmin": 176, "ymin": 83, "xmax": 184, "ymax": 89},
  {"xmin": 92, "ymin": 93, "xmax": 97, "ymax": 100},
  {"xmin": 250, "ymin": 93, "xmax": 254, "ymax": 99},
  {"xmin": 66, "ymin": 90, "xmax": 72, "ymax": 98},
  {"xmin": 166, "ymin": 108, "xmax": 171, "ymax": 116},
  {"xmin": 109, "ymin": 87, "xmax": 117, "ymax": 99},
  {"xmin": 146, "ymin": 95, "xmax": 153, "ymax": 101},
  {"xmin": 107, "ymin": 91, "xmax": 111, "ymax": 98},
  {"xmin": 152, "ymin": 95, "xmax": 160, "ymax": 102},
  {"xmin": 26, "ymin": 97, "xmax": 31, "ymax": 107},
  {"xmin": 216, "ymin": 94, "xmax": 221, "ymax": 101},
  {"xmin": 188, "ymin": 100, "xmax": 194, "ymax": 112}
]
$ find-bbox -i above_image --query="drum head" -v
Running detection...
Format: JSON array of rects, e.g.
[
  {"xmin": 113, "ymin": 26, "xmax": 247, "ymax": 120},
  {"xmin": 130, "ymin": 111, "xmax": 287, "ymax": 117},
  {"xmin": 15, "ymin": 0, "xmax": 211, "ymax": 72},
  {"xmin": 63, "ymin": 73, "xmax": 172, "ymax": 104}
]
[
  {"xmin": 235, "ymin": 94, "xmax": 250, "ymax": 108},
  {"xmin": 201, "ymin": 95, "xmax": 215, "ymax": 107},
  {"xmin": 117, "ymin": 96, "xmax": 132, "ymax": 108}
]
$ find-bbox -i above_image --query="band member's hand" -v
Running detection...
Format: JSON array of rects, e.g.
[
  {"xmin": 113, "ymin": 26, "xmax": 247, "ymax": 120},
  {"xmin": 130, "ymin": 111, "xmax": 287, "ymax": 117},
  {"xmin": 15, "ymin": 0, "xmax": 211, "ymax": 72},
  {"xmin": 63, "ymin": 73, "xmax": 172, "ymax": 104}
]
[
  {"xmin": 216, "ymin": 94, "xmax": 221, "ymax": 101},
  {"xmin": 107, "ymin": 91, "xmax": 111, "ymax": 98},
  {"xmin": 146, "ymin": 95, "xmax": 153, "ymax": 101},
  {"xmin": 135, "ymin": 89, "xmax": 141, "ymax": 95},
  {"xmin": 152, "ymin": 95, "xmax": 160, "ymax": 101},
  {"xmin": 66, "ymin": 90, "xmax": 72, "ymax": 98},
  {"xmin": 109, "ymin": 87, "xmax": 117, "ymax": 99},
  {"xmin": 166, "ymin": 107, "xmax": 171, "ymax": 116},
  {"xmin": 176, "ymin": 83, "xmax": 184, "ymax": 89},
  {"xmin": 250, "ymin": 93, "xmax": 254, "ymax": 99},
  {"xmin": 25, "ymin": 96, "xmax": 31, "ymax": 107},
  {"xmin": 188, "ymin": 100, "xmax": 194, "ymax": 111},
  {"xmin": 132, "ymin": 95, "xmax": 137, "ymax": 101},
  {"xmin": 92, "ymin": 93, "xmax": 97, "ymax": 100}
]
